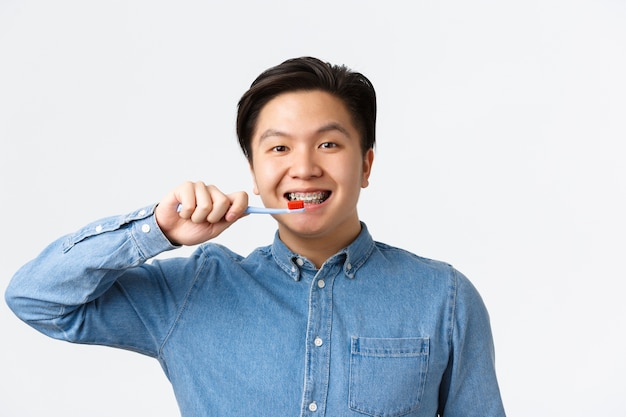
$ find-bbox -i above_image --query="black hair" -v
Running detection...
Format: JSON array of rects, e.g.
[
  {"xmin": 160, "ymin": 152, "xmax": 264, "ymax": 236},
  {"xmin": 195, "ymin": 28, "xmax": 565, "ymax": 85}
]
[{"xmin": 236, "ymin": 56, "xmax": 376, "ymax": 160}]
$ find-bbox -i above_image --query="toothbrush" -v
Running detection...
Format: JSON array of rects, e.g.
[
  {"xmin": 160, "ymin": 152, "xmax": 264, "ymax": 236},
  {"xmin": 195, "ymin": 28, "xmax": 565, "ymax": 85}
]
[
  {"xmin": 245, "ymin": 200, "xmax": 305, "ymax": 214},
  {"xmin": 176, "ymin": 200, "xmax": 305, "ymax": 214}
]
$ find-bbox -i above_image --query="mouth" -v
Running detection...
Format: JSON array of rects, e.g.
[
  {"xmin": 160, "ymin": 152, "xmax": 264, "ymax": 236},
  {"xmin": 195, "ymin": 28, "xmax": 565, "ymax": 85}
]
[{"xmin": 285, "ymin": 191, "xmax": 331, "ymax": 205}]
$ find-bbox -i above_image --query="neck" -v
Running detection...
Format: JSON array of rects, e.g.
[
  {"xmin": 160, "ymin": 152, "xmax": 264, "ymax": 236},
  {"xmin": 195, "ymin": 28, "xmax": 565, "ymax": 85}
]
[{"xmin": 278, "ymin": 220, "xmax": 362, "ymax": 269}]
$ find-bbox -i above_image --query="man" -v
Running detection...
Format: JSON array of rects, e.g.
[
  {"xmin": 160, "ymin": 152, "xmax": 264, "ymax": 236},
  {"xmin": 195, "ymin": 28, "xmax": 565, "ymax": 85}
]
[{"xmin": 6, "ymin": 57, "xmax": 506, "ymax": 416}]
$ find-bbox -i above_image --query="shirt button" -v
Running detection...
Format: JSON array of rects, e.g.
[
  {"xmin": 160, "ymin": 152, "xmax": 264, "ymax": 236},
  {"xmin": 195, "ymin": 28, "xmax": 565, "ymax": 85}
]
[
  {"xmin": 308, "ymin": 402, "xmax": 318, "ymax": 412},
  {"xmin": 296, "ymin": 258, "xmax": 304, "ymax": 266},
  {"xmin": 314, "ymin": 337, "xmax": 323, "ymax": 347},
  {"xmin": 138, "ymin": 209, "xmax": 146, "ymax": 216},
  {"xmin": 141, "ymin": 224, "xmax": 151, "ymax": 233},
  {"xmin": 317, "ymin": 279, "xmax": 325, "ymax": 289},
  {"xmin": 346, "ymin": 263, "xmax": 352, "ymax": 270},
  {"xmin": 95, "ymin": 225, "xmax": 103, "ymax": 233}
]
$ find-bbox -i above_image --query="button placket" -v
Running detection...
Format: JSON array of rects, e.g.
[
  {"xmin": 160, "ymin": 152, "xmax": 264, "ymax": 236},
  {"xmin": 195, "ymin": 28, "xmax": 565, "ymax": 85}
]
[{"xmin": 300, "ymin": 265, "xmax": 336, "ymax": 416}]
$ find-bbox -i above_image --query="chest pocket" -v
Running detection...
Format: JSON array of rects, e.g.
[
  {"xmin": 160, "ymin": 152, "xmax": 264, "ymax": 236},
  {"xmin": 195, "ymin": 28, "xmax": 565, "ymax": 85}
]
[{"xmin": 349, "ymin": 336, "xmax": 429, "ymax": 417}]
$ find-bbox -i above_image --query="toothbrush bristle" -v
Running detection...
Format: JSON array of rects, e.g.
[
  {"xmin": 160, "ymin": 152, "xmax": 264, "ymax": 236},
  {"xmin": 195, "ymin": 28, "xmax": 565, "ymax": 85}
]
[{"xmin": 288, "ymin": 200, "xmax": 304, "ymax": 210}]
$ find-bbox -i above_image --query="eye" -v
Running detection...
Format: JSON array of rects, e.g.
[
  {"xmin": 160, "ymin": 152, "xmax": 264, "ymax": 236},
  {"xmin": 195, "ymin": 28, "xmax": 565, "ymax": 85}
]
[
  {"xmin": 319, "ymin": 142, "xmax": 338, "ymax": 149},
  {"xmin": 271, "ymin": 145, "xmax": 288, "ymax": 152}
]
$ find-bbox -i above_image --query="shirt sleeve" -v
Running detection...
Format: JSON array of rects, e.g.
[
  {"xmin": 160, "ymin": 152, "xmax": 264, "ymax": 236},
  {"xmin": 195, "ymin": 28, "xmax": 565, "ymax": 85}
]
[
  {"xmin": 438, "ymin": 269, "xmax": 507, "ymax": 417},
  {"xmin": 4, "ymin": 204, "xmax": 187, "ymax": 357}
]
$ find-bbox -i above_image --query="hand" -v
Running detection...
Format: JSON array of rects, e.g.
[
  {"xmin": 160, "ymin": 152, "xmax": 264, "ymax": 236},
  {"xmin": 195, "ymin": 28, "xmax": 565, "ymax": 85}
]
[{"xmin": 154, "ymin": 181, "xmax": 249, "ymax": 246}]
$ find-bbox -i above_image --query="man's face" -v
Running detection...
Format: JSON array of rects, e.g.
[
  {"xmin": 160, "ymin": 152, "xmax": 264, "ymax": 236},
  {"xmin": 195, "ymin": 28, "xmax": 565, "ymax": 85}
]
[{"xmin": 249, "ymin": 90, "xmax": 374, "ymax": 246}]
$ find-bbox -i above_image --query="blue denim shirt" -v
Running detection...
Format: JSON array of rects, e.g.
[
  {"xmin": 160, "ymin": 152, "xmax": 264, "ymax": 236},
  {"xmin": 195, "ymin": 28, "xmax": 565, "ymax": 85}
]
[{"xmin": 6, "ymin": 204, "xmax": 505, "ymax": 417}]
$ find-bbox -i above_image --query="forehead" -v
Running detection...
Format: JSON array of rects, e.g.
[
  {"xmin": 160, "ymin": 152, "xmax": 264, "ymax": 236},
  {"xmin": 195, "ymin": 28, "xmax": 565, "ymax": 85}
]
[{"xmin": 254, "ymin": 90, "xmax": 356, "ymax": 136}]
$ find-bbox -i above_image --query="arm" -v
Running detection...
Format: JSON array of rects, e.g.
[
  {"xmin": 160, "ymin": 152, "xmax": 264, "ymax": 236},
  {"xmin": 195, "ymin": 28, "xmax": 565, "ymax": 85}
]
[
  {"xmin": 438, "ymin": 270, "xmax": 507, "ymax": 417},
  {"xmin": 6, "ymin": 205, "xmax": 177, "ymax": 354},
  {"xmin": 5, "ymin": 182, "xmax": 248, "ymax": 356}
]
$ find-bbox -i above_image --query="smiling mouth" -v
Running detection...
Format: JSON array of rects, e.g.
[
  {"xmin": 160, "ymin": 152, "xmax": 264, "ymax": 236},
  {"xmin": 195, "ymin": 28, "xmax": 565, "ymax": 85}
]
[{"xmin": 285, "ymin": 191, "xmax": 331, "ymax": 204}]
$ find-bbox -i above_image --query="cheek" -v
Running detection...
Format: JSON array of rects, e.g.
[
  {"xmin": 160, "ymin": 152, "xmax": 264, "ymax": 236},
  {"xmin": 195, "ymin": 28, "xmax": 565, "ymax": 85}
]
[
  {"xmin": 249, "ymin": 165, "xmax": 259, "ymax": 195},
  {"xmin": 351, "ymin": 163, "xmax": 369, "ymax": 189},
  {"xmin": 339, "ymin": 171, "xmax": 366, "ymax": 196},
  {"xmin": 251, "ymin": 165, "xmax": 280, "ymax": 193},
  {"xmin": 360, "ymin": 167, "xmax": 370, "ymax": 188}
]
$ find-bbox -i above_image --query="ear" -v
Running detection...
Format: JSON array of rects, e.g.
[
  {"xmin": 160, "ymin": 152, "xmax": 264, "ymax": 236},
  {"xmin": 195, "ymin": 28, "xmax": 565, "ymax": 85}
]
[
  {"xmin": 249, "ymin": 162, "xmax": 260, "ymax": 195},
  {"xmin": 361, "ymin": 148, "xmax": 374, "ymax": 188}
]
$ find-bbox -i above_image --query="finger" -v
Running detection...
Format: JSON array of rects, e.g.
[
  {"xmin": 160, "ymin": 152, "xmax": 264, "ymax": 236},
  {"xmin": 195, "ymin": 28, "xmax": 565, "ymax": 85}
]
[
  {"xmin": 174, "ymin": 181, "xmax": 199, "ymax": 218},
  {"xmin": 224, "ymin": 191, "xmax": 249, "ymax": 222},
  {"xmin": 204, "ymin": 185, "xmax": 231, "ymax": 224},
  {"xmin": 187, "ymin": 182, "xmax": 214, "ymax": 223}
]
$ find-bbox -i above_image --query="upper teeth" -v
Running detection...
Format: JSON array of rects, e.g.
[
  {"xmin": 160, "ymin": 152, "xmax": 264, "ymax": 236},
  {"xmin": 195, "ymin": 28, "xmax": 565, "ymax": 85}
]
[{"xmin": 288, "ymin": 192, "xmax": 329, "ymax": 204}]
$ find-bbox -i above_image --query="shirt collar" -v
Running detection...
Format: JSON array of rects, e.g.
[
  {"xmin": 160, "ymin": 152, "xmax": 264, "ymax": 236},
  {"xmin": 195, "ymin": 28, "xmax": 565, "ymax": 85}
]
[{"xmin": 271, "ymin": 222, "xmax": 375, "ymax": 281}]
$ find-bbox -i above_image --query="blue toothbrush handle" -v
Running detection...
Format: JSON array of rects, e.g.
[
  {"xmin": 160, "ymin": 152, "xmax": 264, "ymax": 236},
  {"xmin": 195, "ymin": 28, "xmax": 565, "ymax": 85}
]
[
  {"xmin": 244, "ymin": 206, "xmax": 305, "ymax": 214},
  {"xmin": 176, "ymin": 203, "xmax": 304, "ymax": 214}
]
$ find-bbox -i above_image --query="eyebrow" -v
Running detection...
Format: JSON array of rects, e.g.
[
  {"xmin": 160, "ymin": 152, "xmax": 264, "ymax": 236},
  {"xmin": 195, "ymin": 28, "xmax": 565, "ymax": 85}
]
[
  {"xmin": 258, "ymin": 122, "xmax": 352, "ymax": 142},
  {"xmin": 318, "ymin": 122, "xmax": 351, "ymax": 138}
]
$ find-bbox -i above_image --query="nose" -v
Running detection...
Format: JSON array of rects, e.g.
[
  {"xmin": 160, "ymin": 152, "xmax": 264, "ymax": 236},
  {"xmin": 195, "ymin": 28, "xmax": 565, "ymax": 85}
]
[{"xmin": 288, "ymin": 148, "xmax": 322, "ymax": 179}]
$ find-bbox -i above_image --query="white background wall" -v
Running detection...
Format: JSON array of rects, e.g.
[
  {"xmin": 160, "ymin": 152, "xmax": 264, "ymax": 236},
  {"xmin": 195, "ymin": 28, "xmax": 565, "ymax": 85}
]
[{"xmin": 1, "ymin": 1, "xmax": 625, "ymax": 416}]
